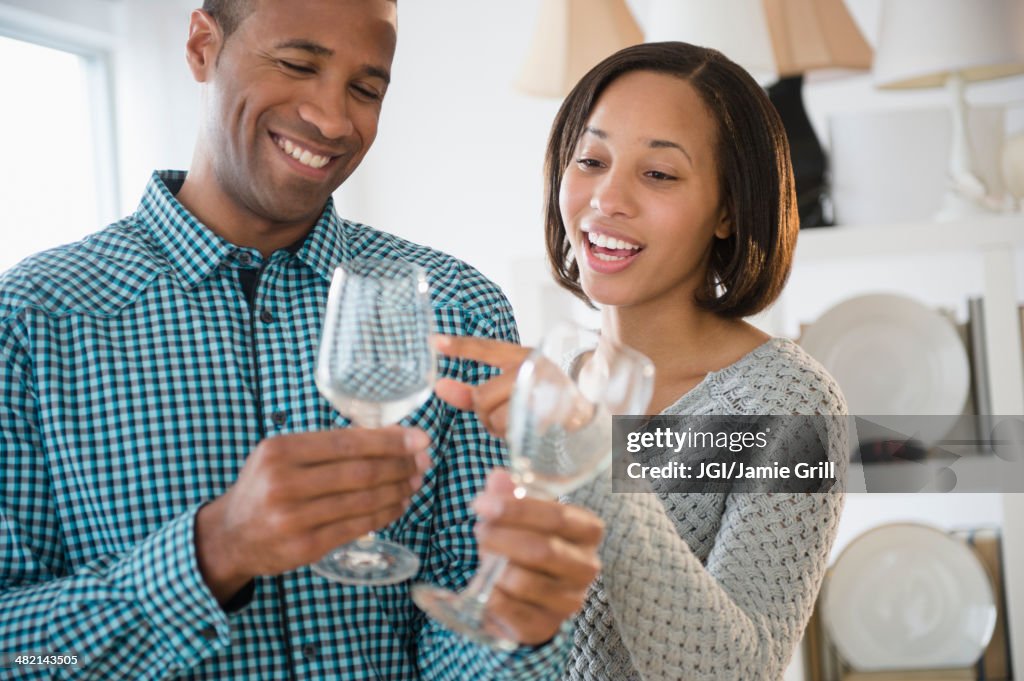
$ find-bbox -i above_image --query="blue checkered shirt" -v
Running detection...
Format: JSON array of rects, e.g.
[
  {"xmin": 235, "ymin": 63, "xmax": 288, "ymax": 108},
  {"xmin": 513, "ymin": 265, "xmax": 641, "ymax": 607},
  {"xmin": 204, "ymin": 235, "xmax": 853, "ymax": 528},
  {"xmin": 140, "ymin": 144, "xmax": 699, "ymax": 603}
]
[{"xmin": 0, "ymin": 171, "xmax": 572, "ymax": 679}]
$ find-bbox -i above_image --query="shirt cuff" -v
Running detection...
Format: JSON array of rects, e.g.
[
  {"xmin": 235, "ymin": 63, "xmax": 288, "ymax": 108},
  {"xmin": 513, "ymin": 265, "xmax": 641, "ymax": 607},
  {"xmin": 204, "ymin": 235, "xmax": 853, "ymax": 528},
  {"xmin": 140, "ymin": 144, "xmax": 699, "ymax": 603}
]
[
  {"xmin": 120, "ymin": 503, "xmax": 233, "ymax": 666},
  {"xmin": 497, "ymin": 618, "xmax": 576, "ymax": 679}
]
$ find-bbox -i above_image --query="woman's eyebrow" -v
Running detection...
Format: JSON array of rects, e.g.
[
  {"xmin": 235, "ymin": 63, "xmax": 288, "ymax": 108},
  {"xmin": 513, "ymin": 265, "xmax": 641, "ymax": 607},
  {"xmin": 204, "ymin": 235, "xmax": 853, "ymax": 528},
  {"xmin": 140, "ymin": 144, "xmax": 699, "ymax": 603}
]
[
  {"xmin": 584, "ymin": 126, "xmax": 693, "ymax": 167},
  {"xmin": 648, "ymin": 138, "xmax": 693, "ymax": 167}
]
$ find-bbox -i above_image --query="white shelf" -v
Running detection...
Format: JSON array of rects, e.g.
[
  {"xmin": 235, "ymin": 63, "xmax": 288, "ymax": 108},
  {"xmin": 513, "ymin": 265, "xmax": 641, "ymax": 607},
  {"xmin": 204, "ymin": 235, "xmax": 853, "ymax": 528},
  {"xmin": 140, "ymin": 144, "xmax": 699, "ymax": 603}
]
[{"xmin": 794, "ymin": 213, "xmax": 1024, "ymax": 261}]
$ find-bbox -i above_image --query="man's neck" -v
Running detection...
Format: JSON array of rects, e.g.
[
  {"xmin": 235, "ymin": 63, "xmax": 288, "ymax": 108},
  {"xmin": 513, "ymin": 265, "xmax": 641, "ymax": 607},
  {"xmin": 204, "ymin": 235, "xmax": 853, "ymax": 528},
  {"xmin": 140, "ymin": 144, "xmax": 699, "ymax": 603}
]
[{"xmin": 175, "ymin": 168, "xmax": 320, "ymax": 258}]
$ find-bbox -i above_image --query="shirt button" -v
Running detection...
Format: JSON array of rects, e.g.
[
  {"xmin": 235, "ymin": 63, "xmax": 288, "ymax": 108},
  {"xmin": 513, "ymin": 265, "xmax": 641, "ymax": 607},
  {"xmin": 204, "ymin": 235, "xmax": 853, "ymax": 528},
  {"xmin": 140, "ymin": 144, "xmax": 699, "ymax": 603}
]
[
  {"xmin": 301, "ymin": 642, "xmax": 318, "ymax": 661},
  {"xmin": 238, "ymin": 252, "xmax": 253, "ymax": 266},
  {"xmin": 259, "ymin": 309, "xmax": 274, "ymax": 324},
  {"xmin": 199, "ymin": 625, "xmax": 218, "ymax": 641},
  {"xmin": 271, "ymin": 411, "xmax": 288, "ymax": 428}
]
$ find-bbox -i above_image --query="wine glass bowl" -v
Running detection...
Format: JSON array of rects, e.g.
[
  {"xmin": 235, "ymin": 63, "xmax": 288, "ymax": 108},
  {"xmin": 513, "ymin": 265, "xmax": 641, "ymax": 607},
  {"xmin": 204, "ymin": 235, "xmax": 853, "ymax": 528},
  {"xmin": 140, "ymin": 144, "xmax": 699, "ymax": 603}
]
[
  {"xmin": 412, "ymin": 323, "xmax": 654, "ymax": 649},
  {"xmin": 312, "ymin": 258, "xmax": 436, "ymax": 586}
]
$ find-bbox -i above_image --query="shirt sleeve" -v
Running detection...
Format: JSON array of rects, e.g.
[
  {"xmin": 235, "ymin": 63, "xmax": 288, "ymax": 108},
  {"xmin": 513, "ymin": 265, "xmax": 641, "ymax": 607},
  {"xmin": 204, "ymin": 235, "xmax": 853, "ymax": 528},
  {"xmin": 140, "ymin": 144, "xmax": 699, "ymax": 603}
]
[
  {"xmin": 0, "ymin": 318, "xmax": 232, "ymax": 680},
  {"xmin": 414, "ymin": 301, "xmax": 574, "ymax": 681}
]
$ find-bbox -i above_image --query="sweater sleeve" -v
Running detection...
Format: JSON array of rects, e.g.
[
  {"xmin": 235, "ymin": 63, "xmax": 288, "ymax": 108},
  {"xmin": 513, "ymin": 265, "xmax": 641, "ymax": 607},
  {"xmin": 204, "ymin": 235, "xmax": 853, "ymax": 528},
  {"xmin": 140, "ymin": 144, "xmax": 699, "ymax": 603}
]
[{"xmin": 569, "ymin": 474, "xmax": 844, "ymax": 680}]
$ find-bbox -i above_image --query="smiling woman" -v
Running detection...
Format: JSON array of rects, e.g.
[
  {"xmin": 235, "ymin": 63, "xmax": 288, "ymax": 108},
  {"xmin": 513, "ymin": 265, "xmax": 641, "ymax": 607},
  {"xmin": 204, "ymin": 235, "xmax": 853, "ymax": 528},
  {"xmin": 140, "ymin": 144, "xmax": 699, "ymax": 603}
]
[{"xmin": 0, "ymin": 34, "xmax": 114, "ymax": 272}]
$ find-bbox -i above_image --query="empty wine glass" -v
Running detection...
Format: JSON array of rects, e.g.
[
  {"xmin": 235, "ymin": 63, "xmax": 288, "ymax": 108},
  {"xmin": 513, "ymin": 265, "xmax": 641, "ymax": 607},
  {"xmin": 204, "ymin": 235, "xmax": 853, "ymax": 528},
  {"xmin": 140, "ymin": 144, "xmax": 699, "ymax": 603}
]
[
  {"xmin": 312, "ymin": 258, "xmax": 436, "ymax": 585},
  {"xmin": 411, "ymin": 322, "xmax": 654, "ymax": 649}
]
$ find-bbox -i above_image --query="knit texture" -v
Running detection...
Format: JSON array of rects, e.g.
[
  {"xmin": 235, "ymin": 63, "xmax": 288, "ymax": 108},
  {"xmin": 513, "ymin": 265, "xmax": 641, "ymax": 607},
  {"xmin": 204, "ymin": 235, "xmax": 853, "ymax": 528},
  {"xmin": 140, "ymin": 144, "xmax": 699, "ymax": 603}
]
[{"xmin": 564, "ymin": 338, "xmax": 848, "ymax": 681}]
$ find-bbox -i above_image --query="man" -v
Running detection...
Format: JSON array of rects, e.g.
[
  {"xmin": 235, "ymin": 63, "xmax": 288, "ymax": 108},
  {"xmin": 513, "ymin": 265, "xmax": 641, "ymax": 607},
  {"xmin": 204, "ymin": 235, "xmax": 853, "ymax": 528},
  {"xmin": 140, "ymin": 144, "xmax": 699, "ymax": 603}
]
[{"xmin": 0, "ymin": 1, "xmax": 602, "ymax": 678}]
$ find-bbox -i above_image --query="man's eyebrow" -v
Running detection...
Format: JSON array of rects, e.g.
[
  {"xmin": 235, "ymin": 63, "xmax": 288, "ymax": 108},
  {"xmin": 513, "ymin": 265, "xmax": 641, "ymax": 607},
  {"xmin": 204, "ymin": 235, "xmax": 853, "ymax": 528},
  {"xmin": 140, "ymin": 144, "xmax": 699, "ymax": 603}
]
[{"xmin": 275, "ymin": 39, "xmax": 333, "ymax": 57}]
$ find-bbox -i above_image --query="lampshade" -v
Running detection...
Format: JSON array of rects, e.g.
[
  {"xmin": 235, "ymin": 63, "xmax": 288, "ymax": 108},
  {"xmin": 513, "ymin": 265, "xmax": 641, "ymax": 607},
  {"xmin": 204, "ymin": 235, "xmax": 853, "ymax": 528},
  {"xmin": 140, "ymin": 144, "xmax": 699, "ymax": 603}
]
[
  {"xmin": 873, "ymin": 0, "xmax": 1024, "ymax": 89},
  {"xmin": 515, "ymin": 0, "xmax": 643, "ymax": 98},
  {"xmin": 645, "ymin": 0, "xmax": 872, "ymax": 78}
]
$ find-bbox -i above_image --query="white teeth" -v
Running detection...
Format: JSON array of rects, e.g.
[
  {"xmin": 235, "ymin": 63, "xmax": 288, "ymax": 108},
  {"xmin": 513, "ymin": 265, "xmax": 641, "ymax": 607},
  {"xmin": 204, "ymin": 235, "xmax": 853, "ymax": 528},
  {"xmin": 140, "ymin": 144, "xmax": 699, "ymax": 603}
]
[
  {"xmin": 275, "ymin": 135, "xmax": 331, "ymax": 169},
  {"xmin": 594, "ymin": 252, "xmax": 626, "ymax": 262},
  {"xmin": 587, "ymin": 231, "xmax": 640, "ymax": 251}
]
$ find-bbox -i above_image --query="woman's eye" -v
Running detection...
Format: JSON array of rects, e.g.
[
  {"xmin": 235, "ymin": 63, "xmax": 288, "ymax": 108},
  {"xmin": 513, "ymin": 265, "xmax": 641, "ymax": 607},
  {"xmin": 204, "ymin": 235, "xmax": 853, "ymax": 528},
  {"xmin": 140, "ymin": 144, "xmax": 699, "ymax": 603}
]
[
  {"xmin": 647, "ymin": 170, "xmax": 677, "ymax": 181},
  {"xmin": 575, "ymin": 158, "xmax": 603, "ymax": 169},
  {"xmin": 280, "ymin": 60, "xmax": 315, "ymax": 74}
]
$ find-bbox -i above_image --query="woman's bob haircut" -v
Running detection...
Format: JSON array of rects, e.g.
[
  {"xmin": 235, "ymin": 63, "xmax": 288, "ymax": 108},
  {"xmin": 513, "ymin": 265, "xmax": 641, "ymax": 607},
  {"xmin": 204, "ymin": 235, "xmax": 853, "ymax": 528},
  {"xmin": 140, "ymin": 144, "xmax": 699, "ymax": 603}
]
[{"xmin": 543, "ymin": 41, "xmax": 798, "ymax": 318}]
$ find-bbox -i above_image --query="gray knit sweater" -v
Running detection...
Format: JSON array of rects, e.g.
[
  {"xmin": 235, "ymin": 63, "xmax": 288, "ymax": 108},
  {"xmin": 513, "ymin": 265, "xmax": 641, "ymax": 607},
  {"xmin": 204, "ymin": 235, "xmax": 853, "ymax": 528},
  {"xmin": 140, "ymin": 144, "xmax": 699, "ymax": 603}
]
[{"xmin": 563, "ymin": 338, "xmax": 848, "ymax": 681}]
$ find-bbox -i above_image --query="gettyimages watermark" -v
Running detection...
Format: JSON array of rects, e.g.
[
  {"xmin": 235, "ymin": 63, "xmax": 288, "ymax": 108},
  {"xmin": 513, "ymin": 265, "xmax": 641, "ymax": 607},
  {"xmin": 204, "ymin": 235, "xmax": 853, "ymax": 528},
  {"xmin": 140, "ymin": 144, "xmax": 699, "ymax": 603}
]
[{"xmin": 611, "ymin": 414, "xmax": 1024, "ymax": 493}]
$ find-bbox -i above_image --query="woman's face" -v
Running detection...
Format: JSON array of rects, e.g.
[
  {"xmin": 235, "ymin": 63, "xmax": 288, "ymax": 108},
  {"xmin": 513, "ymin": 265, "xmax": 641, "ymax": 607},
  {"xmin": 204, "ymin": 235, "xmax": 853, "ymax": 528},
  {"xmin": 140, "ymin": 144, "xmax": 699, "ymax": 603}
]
[{"xmin": 559, "ymin": 70, "xmax": 731, "ymax": 310}]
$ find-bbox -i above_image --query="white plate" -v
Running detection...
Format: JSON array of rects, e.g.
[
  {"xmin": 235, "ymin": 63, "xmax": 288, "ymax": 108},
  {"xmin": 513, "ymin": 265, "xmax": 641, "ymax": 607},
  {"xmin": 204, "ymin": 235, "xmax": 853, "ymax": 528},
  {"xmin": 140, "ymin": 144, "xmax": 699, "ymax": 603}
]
[
  {"xmin": 822, "ymin": 523, "xmax": 997, "ymax": 671},
  {"xmin": 799, "ymin": 293, "xmax": 970, "ymax": 443}
]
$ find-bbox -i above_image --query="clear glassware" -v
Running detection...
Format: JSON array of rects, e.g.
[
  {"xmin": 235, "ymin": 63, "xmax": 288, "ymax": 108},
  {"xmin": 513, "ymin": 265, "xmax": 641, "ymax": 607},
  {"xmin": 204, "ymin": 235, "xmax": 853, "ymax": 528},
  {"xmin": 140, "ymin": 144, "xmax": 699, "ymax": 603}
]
[
  {"xmin": 411, "ymin": 322, "xmax": 655, "ymax": 649},
  {"xmin": 312, "ymin": 258, "xmax": 436, "ymax": 585}
]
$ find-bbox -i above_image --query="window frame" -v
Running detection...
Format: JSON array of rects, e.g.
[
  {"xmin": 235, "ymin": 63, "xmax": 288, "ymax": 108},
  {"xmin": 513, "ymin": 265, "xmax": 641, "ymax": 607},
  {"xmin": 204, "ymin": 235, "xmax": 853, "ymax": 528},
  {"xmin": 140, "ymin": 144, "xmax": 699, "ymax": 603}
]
[{"xmin": 0, "ymin": 2, "xmax": 120, "ymax": 225}]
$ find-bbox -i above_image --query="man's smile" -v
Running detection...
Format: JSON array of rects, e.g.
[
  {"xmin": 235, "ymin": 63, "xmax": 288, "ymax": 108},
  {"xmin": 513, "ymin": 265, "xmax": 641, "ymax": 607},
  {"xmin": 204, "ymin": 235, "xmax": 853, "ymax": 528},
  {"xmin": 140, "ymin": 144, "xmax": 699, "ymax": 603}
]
[{"xmin": 269, "ymin": 131, "xmax": 340, "ymax": 171}]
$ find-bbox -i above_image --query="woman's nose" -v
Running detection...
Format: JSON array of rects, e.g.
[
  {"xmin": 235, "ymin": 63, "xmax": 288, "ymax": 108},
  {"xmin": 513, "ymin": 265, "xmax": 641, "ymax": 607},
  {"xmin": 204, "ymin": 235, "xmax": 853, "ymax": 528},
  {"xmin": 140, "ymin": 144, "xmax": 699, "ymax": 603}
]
[{"xmin": 590, "ymin": 170, "xmax": 636, "ymax": 218}]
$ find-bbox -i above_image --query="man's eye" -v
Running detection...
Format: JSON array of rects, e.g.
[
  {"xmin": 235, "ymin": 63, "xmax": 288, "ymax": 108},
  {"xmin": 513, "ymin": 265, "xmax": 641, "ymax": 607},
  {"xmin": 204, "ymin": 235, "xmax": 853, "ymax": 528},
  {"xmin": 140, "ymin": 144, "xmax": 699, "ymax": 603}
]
[
  {"xmin": 279, "ymin": 60, "xmax": 315, "ymax": 74},
  {"xmin": 352, "ymin": 85, "xmax": 383, "ymax": 101}
]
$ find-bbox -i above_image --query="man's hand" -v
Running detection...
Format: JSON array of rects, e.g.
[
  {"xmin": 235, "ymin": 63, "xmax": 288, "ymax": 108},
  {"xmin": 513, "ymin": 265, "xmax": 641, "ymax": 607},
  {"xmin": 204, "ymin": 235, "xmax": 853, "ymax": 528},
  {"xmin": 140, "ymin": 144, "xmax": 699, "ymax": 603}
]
[
  {"xmin": 195, "ymin": 427, "xmax": 432, "ymax": 603},
  {"xmin": 433, "ymin": 335, "xmax": 529, "ymax": 439},
  {"xmin": 472, "ymin": 469, "xmax": 603, "ymax": 646}
]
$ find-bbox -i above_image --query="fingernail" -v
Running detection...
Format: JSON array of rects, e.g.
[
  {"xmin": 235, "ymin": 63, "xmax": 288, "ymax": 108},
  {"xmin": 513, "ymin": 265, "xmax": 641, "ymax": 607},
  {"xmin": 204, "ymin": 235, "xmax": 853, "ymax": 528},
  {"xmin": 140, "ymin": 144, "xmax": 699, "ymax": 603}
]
[
  {"xmin": 409, "ymin": 475, "xmax": 424, "ymax": 490},
  {"xmin": 405, "ymin": 429, "xmax": 430, "ymax": 451},
  {"xmin": 432, "ymin": 335, "xmax": 451, "ymax": 350},
  {"xmin": 473, "ymin": 495, "xmax": 501, "ymax": 518}
]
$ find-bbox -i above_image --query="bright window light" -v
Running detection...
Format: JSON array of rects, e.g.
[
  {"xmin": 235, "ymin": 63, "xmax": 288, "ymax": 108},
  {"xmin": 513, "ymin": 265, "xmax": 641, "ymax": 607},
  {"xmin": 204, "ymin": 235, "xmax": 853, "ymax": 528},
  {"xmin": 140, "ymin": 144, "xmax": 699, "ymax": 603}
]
[{"xmin": 0, "ymin": 35, "xmax": 104, "ymax": 273}]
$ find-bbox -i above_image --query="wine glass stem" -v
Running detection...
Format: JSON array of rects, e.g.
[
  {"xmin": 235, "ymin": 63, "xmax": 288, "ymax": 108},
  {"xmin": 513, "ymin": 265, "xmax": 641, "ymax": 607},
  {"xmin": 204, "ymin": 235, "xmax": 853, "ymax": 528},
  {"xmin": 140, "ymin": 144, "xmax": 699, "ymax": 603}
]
[
  {"xmin": 352, "ymin": 416, "xmax": 382, "ymax": 545},
  {"xmin": 460, "ymin": 553, "xmax": 509, "ymax": 620}
]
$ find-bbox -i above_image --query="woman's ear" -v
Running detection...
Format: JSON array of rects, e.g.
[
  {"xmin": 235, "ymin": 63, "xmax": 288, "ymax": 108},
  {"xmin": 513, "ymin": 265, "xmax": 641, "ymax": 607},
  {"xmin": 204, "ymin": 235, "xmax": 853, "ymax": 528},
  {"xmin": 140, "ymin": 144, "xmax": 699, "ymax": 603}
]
[
  {"xmin": 714, "ymin": 207, "xmax": 733, "ymax": 239},
  {"xmin": 185, "ymin": 10, "xmax": 224, "ymax": 83}
]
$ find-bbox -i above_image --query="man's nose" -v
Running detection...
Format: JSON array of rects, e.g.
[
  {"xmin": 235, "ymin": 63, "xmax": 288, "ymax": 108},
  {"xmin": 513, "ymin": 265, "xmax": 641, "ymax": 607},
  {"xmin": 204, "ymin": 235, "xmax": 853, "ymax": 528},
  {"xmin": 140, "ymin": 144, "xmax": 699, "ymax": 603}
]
[{"xmin": 297, "ymin": 86, "xmax": 355, "ymax": 141}]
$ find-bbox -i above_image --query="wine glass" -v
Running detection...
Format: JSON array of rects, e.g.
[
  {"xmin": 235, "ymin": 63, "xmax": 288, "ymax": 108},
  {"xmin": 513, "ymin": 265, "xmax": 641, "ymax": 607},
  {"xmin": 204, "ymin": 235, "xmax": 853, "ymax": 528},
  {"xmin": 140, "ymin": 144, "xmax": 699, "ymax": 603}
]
[
  {"xmin": 312, "ymin": 258, "xmax": 436, "ymax": 585},
  {"xmin": 411, "ymin": 322, "xmax": 654, "ymax": 649}
]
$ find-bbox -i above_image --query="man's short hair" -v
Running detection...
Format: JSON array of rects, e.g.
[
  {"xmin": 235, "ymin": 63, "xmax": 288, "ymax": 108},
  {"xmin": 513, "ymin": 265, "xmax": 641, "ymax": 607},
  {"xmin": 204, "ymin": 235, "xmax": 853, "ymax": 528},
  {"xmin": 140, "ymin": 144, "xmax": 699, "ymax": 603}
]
[{"xmin": 202, "ymin": 0, "xmax": 255, "ymax": 41}]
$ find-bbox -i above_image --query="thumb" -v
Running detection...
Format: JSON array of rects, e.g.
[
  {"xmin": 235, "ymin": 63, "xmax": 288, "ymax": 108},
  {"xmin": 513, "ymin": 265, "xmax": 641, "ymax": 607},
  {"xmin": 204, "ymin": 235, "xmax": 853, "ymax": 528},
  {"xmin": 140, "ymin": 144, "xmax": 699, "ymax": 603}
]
[{"xmin": 484, "ymin": 468, "xmax": 516, "ymax": 496}]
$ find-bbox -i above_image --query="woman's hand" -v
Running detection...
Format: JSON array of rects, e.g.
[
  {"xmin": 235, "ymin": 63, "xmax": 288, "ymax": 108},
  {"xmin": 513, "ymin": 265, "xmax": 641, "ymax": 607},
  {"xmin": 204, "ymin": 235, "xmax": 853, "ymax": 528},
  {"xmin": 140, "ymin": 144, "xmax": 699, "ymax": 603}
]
[
  {"xmin": 473, "ymin": 469, "xmax": 603, "ymax": 645},
  {"xmin": 433, "ymin": 335, "xmax": 530, "ymax": 439}
]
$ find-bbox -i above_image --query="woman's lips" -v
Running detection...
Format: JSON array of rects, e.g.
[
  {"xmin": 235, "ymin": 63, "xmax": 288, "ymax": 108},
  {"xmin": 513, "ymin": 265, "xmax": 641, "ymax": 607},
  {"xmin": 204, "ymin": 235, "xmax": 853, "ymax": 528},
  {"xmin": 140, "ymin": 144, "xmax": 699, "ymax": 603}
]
[{"xmin": 581, "ymin": 235, "xmax": 642, "ymax": 274}]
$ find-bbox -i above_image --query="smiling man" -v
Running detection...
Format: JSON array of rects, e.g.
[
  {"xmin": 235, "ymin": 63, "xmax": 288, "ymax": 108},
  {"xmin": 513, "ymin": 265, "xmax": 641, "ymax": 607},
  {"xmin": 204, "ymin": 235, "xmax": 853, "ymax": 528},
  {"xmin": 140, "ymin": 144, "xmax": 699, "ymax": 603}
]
[{"xmin": 0, "ymin": 1, "xmax": 600, "ymax": 678}]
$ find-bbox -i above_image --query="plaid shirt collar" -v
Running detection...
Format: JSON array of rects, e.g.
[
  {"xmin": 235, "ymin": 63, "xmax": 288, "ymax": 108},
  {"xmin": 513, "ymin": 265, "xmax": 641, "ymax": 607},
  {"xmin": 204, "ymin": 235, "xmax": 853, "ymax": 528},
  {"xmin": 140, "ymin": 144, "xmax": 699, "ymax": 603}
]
[{"xmin": 141, "ymin": 170, "xmax": 345, "ymax": 289}]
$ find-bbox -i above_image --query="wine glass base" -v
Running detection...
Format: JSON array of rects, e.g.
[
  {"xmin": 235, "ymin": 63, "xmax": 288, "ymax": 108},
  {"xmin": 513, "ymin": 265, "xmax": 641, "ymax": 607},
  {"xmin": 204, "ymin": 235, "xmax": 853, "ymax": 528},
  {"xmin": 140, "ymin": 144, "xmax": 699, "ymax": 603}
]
[
  {"xmin": 411, "ymin": 584, "xmax": 519, "ymax": 652},
  {"xmin": 312, "ymin": 538, "xmax": 420, "ymax": 586}
]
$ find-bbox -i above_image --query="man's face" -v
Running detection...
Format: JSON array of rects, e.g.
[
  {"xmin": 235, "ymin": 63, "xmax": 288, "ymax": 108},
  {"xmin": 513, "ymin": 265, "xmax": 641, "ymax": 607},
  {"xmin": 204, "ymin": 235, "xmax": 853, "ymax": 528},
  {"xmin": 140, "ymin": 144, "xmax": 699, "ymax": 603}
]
[{"xmin": 195, "ymin": 0, "xmax": 397, "ymax": 228}]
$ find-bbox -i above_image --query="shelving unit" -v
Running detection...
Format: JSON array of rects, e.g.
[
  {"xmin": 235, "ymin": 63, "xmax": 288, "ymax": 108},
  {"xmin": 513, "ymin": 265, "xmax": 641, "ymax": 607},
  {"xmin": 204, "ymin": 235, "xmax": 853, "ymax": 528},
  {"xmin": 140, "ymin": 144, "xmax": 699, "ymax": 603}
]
[
  {"xmin": 793, "ymin": 213, "xmax": 1024, "ymax": 677},
  {"xmin": 793, "ymin": 213, "xmax": 1024, "ymax": 416}
]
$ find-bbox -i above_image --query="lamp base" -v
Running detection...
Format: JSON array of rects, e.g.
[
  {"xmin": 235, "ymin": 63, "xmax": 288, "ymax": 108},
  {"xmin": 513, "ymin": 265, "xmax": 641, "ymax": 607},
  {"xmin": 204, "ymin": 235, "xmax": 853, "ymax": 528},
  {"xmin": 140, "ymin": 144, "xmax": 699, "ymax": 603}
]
[{"xmin": 934, "ymin": 186, "xmax": 1002, "ymax": 222}]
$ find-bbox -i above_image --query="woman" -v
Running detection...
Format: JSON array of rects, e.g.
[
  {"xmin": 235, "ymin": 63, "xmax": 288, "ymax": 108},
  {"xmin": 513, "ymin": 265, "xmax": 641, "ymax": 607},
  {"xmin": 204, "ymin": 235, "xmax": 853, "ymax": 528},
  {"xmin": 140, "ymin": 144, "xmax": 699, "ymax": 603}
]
[{"xmin": 437, "ymin": 42, "xmax": 847, "ymax": 680}]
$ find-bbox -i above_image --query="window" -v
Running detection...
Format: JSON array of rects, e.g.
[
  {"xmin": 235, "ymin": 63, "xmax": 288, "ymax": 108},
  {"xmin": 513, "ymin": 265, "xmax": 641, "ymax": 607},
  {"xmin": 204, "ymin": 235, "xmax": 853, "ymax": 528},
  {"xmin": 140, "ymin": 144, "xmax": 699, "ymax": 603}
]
[{"xmin": 0, "ymin": 33, "xmax": 117, "ymax": 273}]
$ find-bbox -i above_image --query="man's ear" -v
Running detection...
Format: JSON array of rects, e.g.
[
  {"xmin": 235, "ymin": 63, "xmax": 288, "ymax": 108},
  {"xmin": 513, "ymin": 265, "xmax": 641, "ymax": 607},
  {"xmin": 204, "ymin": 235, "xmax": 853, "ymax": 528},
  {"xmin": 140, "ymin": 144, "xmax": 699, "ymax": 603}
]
[{"xmin": 185, "ymin": 9, "xmax": 223, "ymax": 83}]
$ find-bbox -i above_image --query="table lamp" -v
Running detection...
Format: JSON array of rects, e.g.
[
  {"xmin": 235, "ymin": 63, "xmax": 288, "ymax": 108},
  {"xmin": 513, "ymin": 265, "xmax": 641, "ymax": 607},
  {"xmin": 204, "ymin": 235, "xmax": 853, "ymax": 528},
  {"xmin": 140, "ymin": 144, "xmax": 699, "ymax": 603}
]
[
  {"xmin": 646, "ymin": 0, "xmax": 873, "ymax": 228},
  {"xmin": 514, "ymin": 0, "xmax": 643, "ymax": 98},
  {"xmin": 873, "ymin": 0, "xmax": 1024, "ymax": 220}
]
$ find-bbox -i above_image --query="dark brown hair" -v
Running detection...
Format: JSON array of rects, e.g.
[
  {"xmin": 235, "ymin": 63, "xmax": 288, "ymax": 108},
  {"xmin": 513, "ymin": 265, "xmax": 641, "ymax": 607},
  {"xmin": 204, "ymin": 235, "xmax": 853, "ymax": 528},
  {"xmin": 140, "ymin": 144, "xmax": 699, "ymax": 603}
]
[
  {"xmin": 543, "ymin": 41, "xmax": 798, "ymax": 318},
  {"xmin": 202, "ymin": 0, "xmax": 253, "ymax": 41}
]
